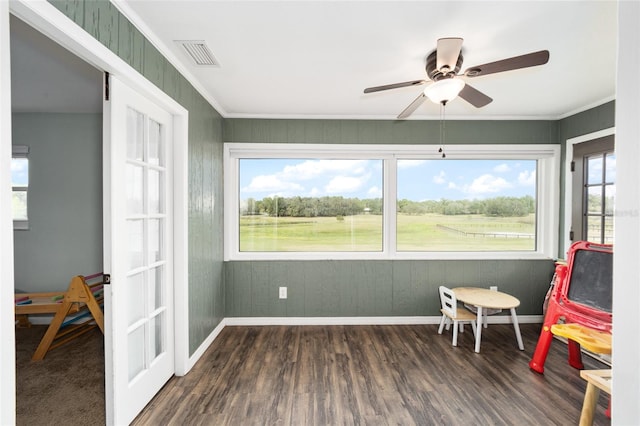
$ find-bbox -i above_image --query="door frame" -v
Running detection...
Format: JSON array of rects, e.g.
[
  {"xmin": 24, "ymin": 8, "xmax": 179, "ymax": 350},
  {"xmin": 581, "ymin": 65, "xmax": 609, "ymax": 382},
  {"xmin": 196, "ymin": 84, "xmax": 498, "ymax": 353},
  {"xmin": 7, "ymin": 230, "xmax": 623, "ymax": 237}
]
[
  {"xmin": 563, "ymin": 127, "xmax": 615, "ymax": 255},
  {"xmin": 2, "ymin": 0, "xmax": 190, "ymax": 422}
]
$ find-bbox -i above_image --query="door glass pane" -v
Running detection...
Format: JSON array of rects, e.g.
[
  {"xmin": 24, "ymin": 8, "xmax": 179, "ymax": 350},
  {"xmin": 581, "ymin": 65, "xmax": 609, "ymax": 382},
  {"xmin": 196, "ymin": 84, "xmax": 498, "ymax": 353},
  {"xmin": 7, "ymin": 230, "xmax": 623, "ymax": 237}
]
[
  {"xmin": 605, "ymin": 153, "xmax": 616, "ymax": 183},
  {"xmin": 126, "ymin": 164, "xmax": 144, "ymax": 215},
  {"xmin": 127, "ymin": 272, "xmax": 146, "ymax": 326},
  {"xmin": 149, "ymin": 313, "xmax": 164, "ymax": 361},
  {"xmin": 605, "ymin": 185, "xmax": 615, "ymax": 215},
  {"xmin": 148, "ymin": 119, "xmax": 162, "ymax": 166},
  {"xmin": 128, "ymin": 325, "xmax": 146, "ymax": 381},
  {"xmin": 127, "ymin": 108, "xmax": 144, "ymax": 161},
  {"xmin": 148, "ymin": 219, "xmax": 163, "ymax": 263},
  {"xmin": 586, "ymin": 216, "xmax": 602, "ymax": 243},
  {"xmin": 148, "ymin": 169, "xmax": 162, "ymax": 214},
  {"xmin": 128, "ymin": 219, "xmax": 145, "ymax": 270},
  {"xmin": 149, "ymin": 266, "xmax": 163, "ymax": 310},
  {"xmin": 604, "ymin": 216, "xmax": 614, "ymax": 244},
  {"xmin": 587, "ymin": 156, "xmax": 603, "ymax": 185},
  {"xmin": 587, "ymin": 186, "xmax": 602, "ymax": 214},
  {"xmin": 12, "ymin": 191, "xmax": 28, "ymax": 220}
]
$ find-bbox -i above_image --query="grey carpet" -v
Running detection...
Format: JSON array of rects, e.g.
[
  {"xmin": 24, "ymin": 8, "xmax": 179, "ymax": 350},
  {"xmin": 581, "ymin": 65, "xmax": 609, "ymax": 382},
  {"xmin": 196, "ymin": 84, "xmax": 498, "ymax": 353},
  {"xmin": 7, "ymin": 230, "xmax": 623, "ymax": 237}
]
[{"xmin": 15, "ymin": 325, "xmax": 105, "ymax": 425}]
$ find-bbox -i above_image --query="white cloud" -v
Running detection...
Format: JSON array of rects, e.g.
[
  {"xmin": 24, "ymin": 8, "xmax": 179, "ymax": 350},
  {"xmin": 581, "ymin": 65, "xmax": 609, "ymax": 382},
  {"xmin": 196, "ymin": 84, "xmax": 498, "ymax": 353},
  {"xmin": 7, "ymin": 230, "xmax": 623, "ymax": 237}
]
[
  {"xmin": 433, "ymin": 170, "xmax": 446, "ymax": 184},
  {"xmin": 242, "ymin": 175, "xmax": 304, "ymax": 193},
  {"xmin": 518, "ymin": 169, "xmax": 536, "ymax": 186},
  {"xmin": 367, "ymin": 186, "xmax": 382, "ymax": 197},
  {"xmin": 467, "ymin": 174, "xmax": 512, "ymax": 194},
  {"xmin": 325, "ymin": 175, "xmax": 366, "ymax": 194},
  {"xmin": 280, "ymin": 159, "xmax": 368, "ymax": 181},
  {"xmin": 398, "ymin": 159, "xmax": 428, "ymax": 169},
  {"xmin": 493, "ymin": 163, "xmax": 511, "ymax": 173}
]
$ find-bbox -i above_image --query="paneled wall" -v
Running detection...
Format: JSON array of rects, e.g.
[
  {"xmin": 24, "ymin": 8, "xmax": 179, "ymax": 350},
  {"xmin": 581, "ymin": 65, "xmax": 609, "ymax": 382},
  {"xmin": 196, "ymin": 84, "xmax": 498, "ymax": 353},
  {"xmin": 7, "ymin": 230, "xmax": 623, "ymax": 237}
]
[
  {"xmin": 49, "ymin": 0, "xmax": 224, "ymax": 354},
  {"xmin": 223, "ymin": 118, "xmax": 559, "ymax": 317},
  {"xmin": 226, "ymin": 259, "xmax": 555, "ymax": 317},
  {"xmin": 556, "ymin": 100, "xmax": 615, "ymax": 256}
]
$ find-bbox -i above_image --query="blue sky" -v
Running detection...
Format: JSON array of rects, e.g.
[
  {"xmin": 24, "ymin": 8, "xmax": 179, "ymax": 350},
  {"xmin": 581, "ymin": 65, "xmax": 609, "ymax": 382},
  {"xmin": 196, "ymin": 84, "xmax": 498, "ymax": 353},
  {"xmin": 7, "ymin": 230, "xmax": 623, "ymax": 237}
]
[
  {"xmin": 11, "ymin": 158, "xmax": 28, "ymax": 186},
  {"xmin": 239, "ymin": 158, "xmax": 536, "ymax": 201}
]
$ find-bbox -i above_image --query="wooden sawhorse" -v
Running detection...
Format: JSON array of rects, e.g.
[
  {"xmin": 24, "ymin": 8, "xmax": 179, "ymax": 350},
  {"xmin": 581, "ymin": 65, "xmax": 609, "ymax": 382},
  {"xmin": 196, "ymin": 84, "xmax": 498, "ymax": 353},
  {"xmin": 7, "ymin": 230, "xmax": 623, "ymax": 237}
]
[{"xmin": 15, "ymin": 273, "xmax": 105, "ymax": 361}]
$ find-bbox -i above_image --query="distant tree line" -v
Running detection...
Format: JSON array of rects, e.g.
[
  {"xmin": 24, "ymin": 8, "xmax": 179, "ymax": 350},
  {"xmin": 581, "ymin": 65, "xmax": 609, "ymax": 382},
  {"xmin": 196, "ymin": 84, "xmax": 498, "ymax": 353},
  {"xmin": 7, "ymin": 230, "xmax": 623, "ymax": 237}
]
[
  {"xmin": 243, "ymin": 196, "xmax": 383, "ymax": 217},
  {"xmin": 398, "ymin": 195, "xmax": 535, "ymax": 217},
  {"xmin": 242, "ymin": 195, "xmax": 535, "ymax": 218}
]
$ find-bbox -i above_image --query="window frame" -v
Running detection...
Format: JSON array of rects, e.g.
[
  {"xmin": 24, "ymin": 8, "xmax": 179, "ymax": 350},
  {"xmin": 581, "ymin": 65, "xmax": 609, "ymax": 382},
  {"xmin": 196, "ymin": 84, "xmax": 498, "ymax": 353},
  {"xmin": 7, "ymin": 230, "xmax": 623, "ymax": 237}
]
[
  {"xmin": 11, "ymin": 145, "xmax": 29, "ymax": 230},
  {"xmin": 224, "ymin": 143, "xmax": 560, "ymax": 261}
]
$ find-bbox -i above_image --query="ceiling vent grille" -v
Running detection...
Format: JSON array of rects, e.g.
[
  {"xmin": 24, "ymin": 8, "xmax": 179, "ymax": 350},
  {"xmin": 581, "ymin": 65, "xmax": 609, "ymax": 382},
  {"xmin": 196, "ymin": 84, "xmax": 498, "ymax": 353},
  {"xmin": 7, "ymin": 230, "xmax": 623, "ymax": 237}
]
[{"xmin": 175, "ymin": 40, "xmax": 219, "ymax": 66}]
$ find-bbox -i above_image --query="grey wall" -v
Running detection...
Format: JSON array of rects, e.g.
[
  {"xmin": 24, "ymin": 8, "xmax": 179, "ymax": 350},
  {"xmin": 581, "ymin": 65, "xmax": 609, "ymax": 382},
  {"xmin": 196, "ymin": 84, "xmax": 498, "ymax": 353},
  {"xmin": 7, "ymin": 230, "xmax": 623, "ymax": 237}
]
[
  {"xmin": 557, "ymin": 101, "xmax": 615, "ymax": 256},
  {"xmin": 12, "ymin": 113, "xmax": 103, "ymax": 292},
  {"xmin": 223, "ymin": 118, "xmax": 560, "ymax": 317},
  {"xmin": 50, "ymin": 0, "xmax": 224, "ymax": 355}
]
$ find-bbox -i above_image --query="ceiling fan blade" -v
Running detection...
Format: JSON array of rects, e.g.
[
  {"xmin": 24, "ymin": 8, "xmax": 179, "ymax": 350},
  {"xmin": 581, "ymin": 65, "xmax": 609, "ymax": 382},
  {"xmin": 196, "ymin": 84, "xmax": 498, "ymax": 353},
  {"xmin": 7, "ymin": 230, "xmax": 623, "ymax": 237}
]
[
  {"xmin": 397, "ymin": 93, "xmax": 427, "ymax": 119},
  {"xmin": 436, "ymin": 37, "xmax": 463, "ymax": 73},
  {"xmin": 458, "ymin": 83, "xmax": 493, "ymax": 108},
  {"xmin": 364, "ymin": 79, "xmax": 426, "ymax": 94},
  {"xmin": 464, "ymin": 50, "xmax": 550, "ymax": 77}
]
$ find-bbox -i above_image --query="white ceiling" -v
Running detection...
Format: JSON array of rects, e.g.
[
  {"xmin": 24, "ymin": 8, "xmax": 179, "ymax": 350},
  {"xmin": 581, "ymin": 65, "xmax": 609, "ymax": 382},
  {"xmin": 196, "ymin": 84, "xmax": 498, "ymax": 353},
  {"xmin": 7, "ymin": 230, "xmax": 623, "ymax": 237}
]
[
  {"xmin": 10, "ymin": 1, "xmax": 618, "ymax": 120},
  {"xmin": 120, "ymin": 0, "xmax": 618, "ymax": 120}
]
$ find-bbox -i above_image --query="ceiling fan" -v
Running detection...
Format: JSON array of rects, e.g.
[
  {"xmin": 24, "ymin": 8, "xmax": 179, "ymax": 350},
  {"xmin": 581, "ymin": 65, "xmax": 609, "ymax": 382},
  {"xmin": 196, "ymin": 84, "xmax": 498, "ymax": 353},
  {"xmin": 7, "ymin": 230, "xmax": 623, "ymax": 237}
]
[{"xmin": 363, "ymin": 38, "xmax": 550, "ymax": 119}]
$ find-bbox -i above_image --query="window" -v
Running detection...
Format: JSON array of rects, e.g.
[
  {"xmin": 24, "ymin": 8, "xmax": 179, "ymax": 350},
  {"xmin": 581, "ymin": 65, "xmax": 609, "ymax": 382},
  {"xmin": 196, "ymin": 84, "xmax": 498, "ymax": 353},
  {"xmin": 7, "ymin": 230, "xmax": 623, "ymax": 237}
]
[
  {"xmin": 11, "ymin": 145, "xmax": 29, "ymax": 230},
  {"xmin": 570, "ymin": 135, "xmax": 615, "ymax": 245},
  {"xmin": 225, "ymin": 143, "xmax": 560, "ymax": 260},
  {"xmin": 239, "ymin": 159, "xmax": 383, "ymax": 252},
  {"xmin": 397, "ymin": 159, "xmax": 537, "ymax": 252}
]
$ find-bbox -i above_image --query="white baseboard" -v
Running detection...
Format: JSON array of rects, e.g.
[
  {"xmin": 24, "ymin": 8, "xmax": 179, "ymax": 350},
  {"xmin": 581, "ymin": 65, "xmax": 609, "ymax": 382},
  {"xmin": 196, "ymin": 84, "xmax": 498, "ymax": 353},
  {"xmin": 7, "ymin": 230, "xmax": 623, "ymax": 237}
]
[{"xmin": 183, "ymin": 319, "xmax": 227, "ymax": 374}]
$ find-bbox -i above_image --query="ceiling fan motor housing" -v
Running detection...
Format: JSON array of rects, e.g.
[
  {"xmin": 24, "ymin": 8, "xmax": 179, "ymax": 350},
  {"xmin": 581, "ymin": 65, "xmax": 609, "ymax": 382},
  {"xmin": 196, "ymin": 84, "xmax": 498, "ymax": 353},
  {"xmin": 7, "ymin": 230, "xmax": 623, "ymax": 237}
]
[{"xmin": 426, "ymin": 51, "xmax": 463, "ymax": 81}]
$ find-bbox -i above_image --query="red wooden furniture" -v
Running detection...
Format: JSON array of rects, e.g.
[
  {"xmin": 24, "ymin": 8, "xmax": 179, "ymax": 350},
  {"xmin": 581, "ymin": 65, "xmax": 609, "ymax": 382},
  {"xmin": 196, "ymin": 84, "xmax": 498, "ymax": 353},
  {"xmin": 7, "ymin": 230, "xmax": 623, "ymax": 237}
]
[{"xmin": 529, "ymin": 241, "xmax": 612, "ymax": 374}]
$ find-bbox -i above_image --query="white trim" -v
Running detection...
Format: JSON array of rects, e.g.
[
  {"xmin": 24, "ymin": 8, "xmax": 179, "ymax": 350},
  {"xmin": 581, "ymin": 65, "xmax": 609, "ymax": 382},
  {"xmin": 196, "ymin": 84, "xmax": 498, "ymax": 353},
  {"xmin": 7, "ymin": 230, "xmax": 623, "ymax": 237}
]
[
  {"xmin": 563, "ymin": 127, "xmax": 615, "ymax": 255},
  {"xmin": 556, "ymin": 96, "xmax": 616, "ymax": 121},
  {"xmin": 9, "ymin": 0, "xmax": 191, "ymax": 419},
  {"xmin": 225, "ymin": 315, "xmax": 543, "ymax": 326},
  {"xmin": 0, "ymin": 2, "xmax": 16, "ymax": 424},
  {"xmin": 224, "ymin": 143, "xmax": 560, "ymax": 261},
  {"xmin": 183, "ymin": 319, "xmax": 227, "ymax": 374},
  {"xmin": 173, "ymin": 112, "xmax": 190, "ymax": 376},
  {"xmin": 110, "ymin": 0, "xmax": 226, "ymax": 118}
]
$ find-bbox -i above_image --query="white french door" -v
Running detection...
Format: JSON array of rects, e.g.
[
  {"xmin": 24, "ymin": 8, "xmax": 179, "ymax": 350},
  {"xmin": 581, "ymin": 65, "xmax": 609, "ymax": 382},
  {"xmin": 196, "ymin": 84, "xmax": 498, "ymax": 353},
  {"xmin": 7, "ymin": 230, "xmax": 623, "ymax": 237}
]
[{"xmin": 103, "ymin": 75, "xmax": 175, "ymax": 425}]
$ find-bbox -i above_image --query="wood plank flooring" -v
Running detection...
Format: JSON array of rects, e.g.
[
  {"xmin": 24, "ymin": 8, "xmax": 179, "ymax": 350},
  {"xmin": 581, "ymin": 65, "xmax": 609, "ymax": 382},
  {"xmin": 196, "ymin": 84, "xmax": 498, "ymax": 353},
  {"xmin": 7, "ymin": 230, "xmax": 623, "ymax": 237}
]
[{"xmin": 132, "ymin": 324, "xmax": 611, "ymax": 425}]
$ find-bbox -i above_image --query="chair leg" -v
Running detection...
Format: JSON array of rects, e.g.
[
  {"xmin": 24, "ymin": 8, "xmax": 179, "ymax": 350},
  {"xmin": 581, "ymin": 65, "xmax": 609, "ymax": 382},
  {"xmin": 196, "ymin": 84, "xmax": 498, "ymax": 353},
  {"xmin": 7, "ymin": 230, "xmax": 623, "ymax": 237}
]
[
  {"xmin": 438, "ymin": 315, "xmax": 446, "ymax": 334},
  {"xmin": 452, "ymin": 320, "xmax": 459, "ymax": 346}
]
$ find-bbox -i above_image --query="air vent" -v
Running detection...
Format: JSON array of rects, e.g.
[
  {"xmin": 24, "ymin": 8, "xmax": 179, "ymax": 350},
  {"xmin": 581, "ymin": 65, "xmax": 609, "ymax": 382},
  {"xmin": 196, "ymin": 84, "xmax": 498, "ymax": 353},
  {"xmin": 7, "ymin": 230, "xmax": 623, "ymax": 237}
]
[{"xmin": 175, "ymin": 40, "xmax": 219, "ymax": 67}]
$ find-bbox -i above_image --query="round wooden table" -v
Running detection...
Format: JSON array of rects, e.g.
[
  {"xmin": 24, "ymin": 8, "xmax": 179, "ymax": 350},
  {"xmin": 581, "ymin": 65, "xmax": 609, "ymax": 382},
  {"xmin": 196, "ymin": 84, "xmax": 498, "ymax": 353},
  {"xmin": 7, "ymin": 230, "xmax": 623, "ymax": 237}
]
[{"xmin": 452, "ymin": 287, "xmax": 524, "ymax": 353}]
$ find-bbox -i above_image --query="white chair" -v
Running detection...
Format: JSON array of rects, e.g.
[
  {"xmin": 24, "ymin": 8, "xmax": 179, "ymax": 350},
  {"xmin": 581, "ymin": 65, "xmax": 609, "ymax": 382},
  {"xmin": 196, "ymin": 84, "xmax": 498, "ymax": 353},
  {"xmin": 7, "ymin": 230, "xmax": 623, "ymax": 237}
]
[{"xmin": 438, "ymin": 286, "xmax": 478, "ymax": 346}]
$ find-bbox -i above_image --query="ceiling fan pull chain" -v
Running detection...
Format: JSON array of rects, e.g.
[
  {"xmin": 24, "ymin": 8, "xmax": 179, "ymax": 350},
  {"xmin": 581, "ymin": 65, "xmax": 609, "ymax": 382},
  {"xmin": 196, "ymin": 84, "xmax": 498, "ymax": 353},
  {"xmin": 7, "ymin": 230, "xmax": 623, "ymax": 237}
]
[{"xmin": 439, "ymin": 101, "xmax": 447, "ymax": 158}]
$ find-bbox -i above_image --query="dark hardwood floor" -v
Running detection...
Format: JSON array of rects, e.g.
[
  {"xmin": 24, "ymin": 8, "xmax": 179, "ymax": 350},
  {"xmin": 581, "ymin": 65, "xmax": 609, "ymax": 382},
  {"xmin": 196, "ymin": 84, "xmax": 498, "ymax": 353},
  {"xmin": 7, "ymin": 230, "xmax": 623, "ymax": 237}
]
[{"xmin": 133, "ymin": 324, "xmax": 610, "ymax": 425}]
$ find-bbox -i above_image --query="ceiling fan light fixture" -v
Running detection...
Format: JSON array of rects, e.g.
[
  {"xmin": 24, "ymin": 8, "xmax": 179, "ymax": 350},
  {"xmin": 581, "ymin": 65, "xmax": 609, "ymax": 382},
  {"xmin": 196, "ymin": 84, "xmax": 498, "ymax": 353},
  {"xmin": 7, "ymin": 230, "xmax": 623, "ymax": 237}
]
[{"xmin": 424, "ymin": 78, "xmax": 465, "ymax": 104}]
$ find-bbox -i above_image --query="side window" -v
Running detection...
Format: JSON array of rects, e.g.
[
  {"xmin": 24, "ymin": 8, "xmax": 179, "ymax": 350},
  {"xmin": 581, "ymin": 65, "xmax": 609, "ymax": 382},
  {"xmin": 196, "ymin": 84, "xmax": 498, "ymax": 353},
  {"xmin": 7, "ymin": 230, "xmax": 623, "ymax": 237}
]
[
  {"xmin": 571, "ymin": 136, "xmax": 615, "ymax": 244},
  {"xmin": 12, "ymin": 145, "xmax": 29, "ymax": 230}
]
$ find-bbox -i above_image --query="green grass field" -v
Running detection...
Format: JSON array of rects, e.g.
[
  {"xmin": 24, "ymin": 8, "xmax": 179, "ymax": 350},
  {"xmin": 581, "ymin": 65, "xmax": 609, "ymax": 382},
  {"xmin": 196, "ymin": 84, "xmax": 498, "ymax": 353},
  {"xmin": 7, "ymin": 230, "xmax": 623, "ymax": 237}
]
[{"xmin": 240, "ymin": 213, "xmax": 536, "ymax": 252}]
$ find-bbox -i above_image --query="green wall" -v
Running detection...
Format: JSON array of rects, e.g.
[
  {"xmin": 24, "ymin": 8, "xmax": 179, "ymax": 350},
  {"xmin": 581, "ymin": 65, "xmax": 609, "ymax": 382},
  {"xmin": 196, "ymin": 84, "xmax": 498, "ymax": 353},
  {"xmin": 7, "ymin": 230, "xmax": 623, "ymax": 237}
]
[
  {"xmin": 557, "ymin": 101, "xmax": 615, "ymax": 256},
  {"xmin": 223, "ymin": 118, "xmax": 560, "ymax": 317},
  {"xmin": 49, "ymin": 0, "xmax": 225, "ymax": 354},
  {"xmin": 12, "ymin": 113, "xmax": 103, "ymax": 293}
]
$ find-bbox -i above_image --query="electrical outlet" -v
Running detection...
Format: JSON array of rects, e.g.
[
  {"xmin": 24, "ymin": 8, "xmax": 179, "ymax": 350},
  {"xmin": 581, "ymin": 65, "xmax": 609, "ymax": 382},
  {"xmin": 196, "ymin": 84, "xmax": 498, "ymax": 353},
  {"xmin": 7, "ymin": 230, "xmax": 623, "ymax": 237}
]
[
  {"xmin": 489, "ymin": 286, "xmax": 498, "ymax": 291},
  {"xmin": 279, "ymin": 287, "xmax": 287, "ymax": 299}
]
